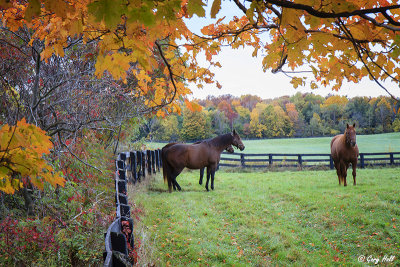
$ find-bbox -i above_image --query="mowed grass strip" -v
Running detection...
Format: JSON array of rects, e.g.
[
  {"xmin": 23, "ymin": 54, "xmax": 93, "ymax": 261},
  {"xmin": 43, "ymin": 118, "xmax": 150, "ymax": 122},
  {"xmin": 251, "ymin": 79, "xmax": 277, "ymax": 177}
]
[
  {"xmin": 145, "ymin": 132, "xmax": 400, "ymax": 154},
  {"xmin": 130, "ymin": 168, "xmax": 400, "ymax": 266}
]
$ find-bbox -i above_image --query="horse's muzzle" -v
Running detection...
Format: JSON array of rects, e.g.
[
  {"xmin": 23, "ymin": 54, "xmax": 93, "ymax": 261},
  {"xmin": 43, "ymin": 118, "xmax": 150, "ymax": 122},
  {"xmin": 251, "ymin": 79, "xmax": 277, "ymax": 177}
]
[{"xmin": 239, "ymin": 145, "xmax": 245, "ymax": 151}]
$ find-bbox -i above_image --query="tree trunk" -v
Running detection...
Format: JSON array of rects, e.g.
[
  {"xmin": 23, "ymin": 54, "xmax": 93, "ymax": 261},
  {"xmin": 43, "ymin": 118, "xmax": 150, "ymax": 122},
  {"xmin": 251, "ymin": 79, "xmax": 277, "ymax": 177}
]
[{"xmin": 22, "ymin": 187, "xmax": 35, "ymax": 216}]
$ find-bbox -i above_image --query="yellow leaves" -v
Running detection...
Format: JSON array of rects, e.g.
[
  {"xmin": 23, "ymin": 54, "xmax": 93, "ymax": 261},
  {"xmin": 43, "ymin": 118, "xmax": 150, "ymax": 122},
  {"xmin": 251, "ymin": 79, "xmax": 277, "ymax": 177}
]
[
  {"xmin": 95, "ymin": 53, "xmax": 131, "ymax": 81},
  {"xmin": 44, "ymin": 0, "xmax": 71, "ymax": 19},
  {"xmin": 290, "ymin": 77, "xmax": 305, "ymax": 89},
  {"xmin": 0, "ymin": 119, "xmax": 65, "ymax": 194},
  {"xmin": 186, "ymin": 0, "xmax": 206, "ymax": 18},
  {"xmin": 210, "ymin": 0, "xmax": 221, "ymax": 19},
  {"xmin": 40, "ymin": 42, "xmax": 65, "ymax": 61},
  {"xmin": 184, "ymin": 99, "xmax": 202, "ymax": 112},
  {"xmin": 347, "ymin": 21, "xmax": 375, "ymax": 41},
  {"xmin": 0, "ymin": 0, "xmax": 13, "ymax": 9},
  {"xmin": 325, "ymin": 95, "xmax": 349, "ymax": 106},
  {"xmin": 24, "ymin": 0, "xmax": 41, "ymax": 22},
  {"xmin": 280, "ymin": 8, "xmax": 306, "ymax": 41}
]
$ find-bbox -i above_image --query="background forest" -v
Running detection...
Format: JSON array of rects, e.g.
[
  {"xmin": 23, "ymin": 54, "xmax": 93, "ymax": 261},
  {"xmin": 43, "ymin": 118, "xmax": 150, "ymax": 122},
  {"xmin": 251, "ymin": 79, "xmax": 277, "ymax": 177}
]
[{"xmin": 141, "ymin": 93, "xmax": 400, "ymax": 142}]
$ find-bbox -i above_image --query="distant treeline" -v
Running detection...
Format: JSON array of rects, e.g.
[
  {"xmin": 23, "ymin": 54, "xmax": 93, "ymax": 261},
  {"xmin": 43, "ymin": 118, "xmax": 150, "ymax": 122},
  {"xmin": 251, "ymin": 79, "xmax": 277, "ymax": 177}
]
[{"xmin": 139, "ymin": 93, "xmax": 400, "ymax": 142}]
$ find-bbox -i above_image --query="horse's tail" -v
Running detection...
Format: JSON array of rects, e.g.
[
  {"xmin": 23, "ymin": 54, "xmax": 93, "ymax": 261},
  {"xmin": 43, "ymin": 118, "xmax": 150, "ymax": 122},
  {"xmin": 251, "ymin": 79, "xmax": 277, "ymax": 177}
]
[
  {"xmin": 161, "ymin": 147, "xmax": 168, "ymax": 184},
  {"xmin": 161, "ymin": 146, "xmax": 173, "ymax": 192}
]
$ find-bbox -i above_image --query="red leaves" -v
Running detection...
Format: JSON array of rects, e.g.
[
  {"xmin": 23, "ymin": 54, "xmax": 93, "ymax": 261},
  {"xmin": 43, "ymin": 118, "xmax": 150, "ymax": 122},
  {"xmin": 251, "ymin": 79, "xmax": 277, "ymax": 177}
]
[{"xmin": 0, "ymin": 216, "xmax": 59, "ymax": 261}]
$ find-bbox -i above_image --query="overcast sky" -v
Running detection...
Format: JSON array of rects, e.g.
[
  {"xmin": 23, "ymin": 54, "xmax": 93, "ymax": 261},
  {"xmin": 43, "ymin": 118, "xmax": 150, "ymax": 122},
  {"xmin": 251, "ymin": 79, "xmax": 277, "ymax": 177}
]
[{"xmin": 184, "ymin": 3, "xmax": 400, "ymax": 100}]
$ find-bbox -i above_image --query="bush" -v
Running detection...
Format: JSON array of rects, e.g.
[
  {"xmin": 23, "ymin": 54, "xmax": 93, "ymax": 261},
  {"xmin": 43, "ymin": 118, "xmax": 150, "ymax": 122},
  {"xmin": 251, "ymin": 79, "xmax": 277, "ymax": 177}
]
[{"xmin": 0, "ymin": 134, "xmax": 116, "ymax": 266}]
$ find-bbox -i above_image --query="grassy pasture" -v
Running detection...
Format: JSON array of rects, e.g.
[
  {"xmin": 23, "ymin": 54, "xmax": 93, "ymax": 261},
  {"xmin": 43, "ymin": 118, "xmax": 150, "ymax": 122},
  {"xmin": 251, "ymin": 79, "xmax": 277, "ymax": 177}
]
[
  {"xmin": 130, "ymin": 168, "xmax": 400, "ymax": 266},
  {"xmin": 145, "ymin": 132, "xmax": 400, "ymax": 154}
]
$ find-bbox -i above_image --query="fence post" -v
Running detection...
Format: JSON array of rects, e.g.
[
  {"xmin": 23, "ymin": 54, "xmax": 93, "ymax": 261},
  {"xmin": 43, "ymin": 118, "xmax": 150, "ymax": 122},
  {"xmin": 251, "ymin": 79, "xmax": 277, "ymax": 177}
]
[
  {"xmin": 360, "ymin": 153, "xmax": 365, "ymax": 169},
  {"xmin": 136, "ymin": 151, "xmax": 143, "ymax": 182},
  {"xmin": 159, "ymin": 149, "xmax": 163, "ymax": 168},
  {"xmin": 146, "ymin": 150, "xmax": 152, "ymax": 174},
  {"xmin": 130, "ymin": 152, "xmax": 137, "ymax": 184},
  {"xmin": 329, "ymin": 155, "xmax": 334, "ymax": 169},
  {"xmin": 298, "ymin": 154, "xmax": 302, "ymax": 169},
  {"xmin": 240, "ymin": 154, "xmax": 245, "ymax": 168},
  {"xmin": 155, "ymin": 150, "xmax": 160, "ymax": 171},
  {"xmin": 141, "ymin": 151, "xmax": 146, "ymax": 179},
  {"xmin": 390, "ymin": 153, "xmax": 394, "ymax": 165},
  {"xmin": 268, "ymin": 154, "xmax": 273, "ymax": 167},
  {"xmin": 152, "ymin": 150, "xmax": 156, "ymax": 174}
]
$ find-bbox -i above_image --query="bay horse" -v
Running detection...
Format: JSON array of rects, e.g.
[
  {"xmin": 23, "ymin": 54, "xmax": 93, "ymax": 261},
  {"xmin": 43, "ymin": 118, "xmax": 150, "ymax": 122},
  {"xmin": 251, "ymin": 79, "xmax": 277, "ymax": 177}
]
[
  {"xmin": 162, "ymin": 130, "xmax": 245, "ymax": 192},
  {"xmin": 330, "ymin": 123, "xmax": 359, "ymax": 186},
  {"xmin": 199, "ymin": 144, "xmax": 234, "ymax": 185},
  {"xmin": 162, "ymin": 142, "xmax": 235, "ymax": 187}
]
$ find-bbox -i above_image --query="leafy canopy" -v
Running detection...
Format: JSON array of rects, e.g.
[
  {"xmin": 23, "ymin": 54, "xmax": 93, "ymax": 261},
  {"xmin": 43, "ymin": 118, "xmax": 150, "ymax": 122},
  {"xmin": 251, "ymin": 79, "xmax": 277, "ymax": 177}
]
[
  {"xmin": 0, "ymin": 119, "xmax": 65, "ymax": 194},
  {"xmin": 1, "ymin": 0, "xmax": 400, "ymax": 107}
]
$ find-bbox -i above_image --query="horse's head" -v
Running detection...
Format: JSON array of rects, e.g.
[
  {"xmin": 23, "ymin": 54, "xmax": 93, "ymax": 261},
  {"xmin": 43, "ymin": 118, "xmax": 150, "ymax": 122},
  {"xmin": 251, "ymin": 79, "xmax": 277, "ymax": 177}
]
[
  {"xmin": 231, "ymin": 129, "xmax": 245, "ymax": 151},
  {"xmin": 226, "ymin": 145, "xmax": 234, "ymax": 153},
  {"xmin": 345, "ymin": 123, "xmax": 357, "ymax": 147}
]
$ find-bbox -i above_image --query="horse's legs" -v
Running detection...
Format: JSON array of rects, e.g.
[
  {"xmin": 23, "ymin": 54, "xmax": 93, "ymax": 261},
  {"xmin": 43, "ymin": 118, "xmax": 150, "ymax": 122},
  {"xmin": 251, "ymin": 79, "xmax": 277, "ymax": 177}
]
[
  {"xmin": 171, "ymin": 167, "xmax": 184, "ymax": 191},
  {"xmin": 341, "ymin": 161, "xmax": 349, "ymax": 186},
  {"xmin": 173, "ymin": 177, "xmax": 181, "ymax": 191},
  {"xmin": 210, "ymin": 170, "xmax": 216, "ymax": 190},
  {"xmin": 172, "ymin": 179, "xmax": 177, "ymax": 191},
  {"xmin": 205, "ymin": 167, "xmax": 211, "ymax": 191},
  {"xmin": 199, "ymin": 168, "xmax": 204, "ymax": 185},
  {"xmin": 334, "ymin": 160, "xmax": 341, "ymax": 185},
  {"xmin": 210, "ymin": 164, "xmax": 217, "ymax": 190},
  {"xmin": 167, "ymin": 177, "xmax": 173, "ymax": 193},
  {"xmin": 352, "ymin": 160, "xmax": 357, "ymax": 185}
]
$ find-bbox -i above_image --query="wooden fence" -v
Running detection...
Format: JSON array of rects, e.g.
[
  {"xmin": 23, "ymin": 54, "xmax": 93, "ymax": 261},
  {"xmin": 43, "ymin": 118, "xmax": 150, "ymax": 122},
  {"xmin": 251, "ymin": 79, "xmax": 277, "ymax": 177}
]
[
  {"xmin": 104, "ymin": 150, "xmax": 162, "ymax": 266},
  {"xmin": 219, "ymin": 152, "xmax": 400, "ymax": 169}
]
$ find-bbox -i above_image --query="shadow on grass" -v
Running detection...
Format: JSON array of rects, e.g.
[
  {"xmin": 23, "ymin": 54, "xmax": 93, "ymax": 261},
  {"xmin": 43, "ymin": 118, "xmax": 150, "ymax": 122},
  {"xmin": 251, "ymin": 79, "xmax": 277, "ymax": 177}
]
[{"xmin": 147, "ymin": 186, "xmax": 212, "ymax": 193}]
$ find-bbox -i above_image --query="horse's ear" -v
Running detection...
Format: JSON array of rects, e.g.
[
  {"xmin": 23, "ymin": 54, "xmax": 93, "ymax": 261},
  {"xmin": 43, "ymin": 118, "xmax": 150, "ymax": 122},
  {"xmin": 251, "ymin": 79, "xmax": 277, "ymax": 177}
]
[
  {"xmin": 346, "ymin": 123, "xmax": 349, "ymax": 129},
  {"xmin": 232, "ymin": 129, "xmax": 237, "ymax": 135},
  {"xmin": 353, "ymin": 122, "xmax": 356, "ymax": 128}
]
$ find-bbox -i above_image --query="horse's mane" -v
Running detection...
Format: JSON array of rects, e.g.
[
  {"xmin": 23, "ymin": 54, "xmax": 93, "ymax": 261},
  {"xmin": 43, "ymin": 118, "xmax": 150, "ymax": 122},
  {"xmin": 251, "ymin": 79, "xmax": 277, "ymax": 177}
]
[
  {"xmin": 205, "ymin": 133, "xmax": 232, "ymax": 148},
  {"xmin": 163, "ymin": 142, "xmax": 179, "ymax": 149}
]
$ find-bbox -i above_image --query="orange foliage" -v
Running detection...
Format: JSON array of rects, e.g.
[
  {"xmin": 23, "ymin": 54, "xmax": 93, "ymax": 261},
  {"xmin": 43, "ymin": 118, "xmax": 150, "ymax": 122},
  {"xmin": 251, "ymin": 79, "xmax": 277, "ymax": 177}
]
[{"xmin": 0, "ymin": 119, "xmax": 65, "ymax": 194}]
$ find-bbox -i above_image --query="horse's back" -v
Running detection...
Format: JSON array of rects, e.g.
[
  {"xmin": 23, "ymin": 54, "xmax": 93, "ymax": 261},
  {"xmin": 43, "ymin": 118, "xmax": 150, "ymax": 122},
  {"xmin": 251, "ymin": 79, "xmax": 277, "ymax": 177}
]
[{"xmin": 330, "ymin": 134, "xmax": 343, "ymax": 157}]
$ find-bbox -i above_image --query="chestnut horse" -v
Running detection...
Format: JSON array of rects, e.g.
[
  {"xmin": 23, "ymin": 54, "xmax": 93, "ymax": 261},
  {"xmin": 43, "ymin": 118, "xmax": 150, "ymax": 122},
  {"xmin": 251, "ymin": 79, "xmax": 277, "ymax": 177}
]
[
  {"xmin": 330, "ymin": 123, "xmax": 359, "ymax": 186},
  {"xmin": 162, "ymin": 130, "xmax": 245, "ymax": 192}
]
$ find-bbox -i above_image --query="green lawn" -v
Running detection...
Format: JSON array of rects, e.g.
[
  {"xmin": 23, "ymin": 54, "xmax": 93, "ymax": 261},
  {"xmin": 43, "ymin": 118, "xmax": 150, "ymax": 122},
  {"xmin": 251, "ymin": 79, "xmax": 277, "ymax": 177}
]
[
  {"xmin": 146, "ymin": 132, "xmax": 400, "ymax": 154},
  {"xmin": 130, "ymin": 168, "xmax": 400, "ymax": 266}
]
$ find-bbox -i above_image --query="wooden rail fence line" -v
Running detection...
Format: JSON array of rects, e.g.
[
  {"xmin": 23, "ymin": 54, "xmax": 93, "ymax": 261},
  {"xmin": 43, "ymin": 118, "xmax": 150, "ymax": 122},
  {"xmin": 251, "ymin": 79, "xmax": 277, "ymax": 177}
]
[
  {"xmin": 104, "ymin": 150, "xmax": 162, "ymax": 267},
  {"xmin": 219, "ymin": 152, "xmax": 400, "ymax": 169}
]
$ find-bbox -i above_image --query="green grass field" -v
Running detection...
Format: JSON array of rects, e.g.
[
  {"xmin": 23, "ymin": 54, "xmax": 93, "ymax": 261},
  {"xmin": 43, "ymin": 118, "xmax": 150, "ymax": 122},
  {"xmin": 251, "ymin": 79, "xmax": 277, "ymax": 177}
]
[
  {"xmin": 130, "ymin": 168, "xmax": 400, "ymax": 266},
  {"xmin": 145, "ymin": 132, "xmax": 400, "ymax": 154}
]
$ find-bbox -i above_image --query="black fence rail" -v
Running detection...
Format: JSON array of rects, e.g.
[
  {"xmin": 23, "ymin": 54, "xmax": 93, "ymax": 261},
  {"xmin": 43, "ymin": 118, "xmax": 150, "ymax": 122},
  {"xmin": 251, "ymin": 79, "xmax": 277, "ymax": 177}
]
[
  {"xmin": 104, "ymin": 150, "xmax": 162, "ymax": 267},
  {"xmin": 219, "ymin": 152, "xmax": 400, "ymax": 169}
]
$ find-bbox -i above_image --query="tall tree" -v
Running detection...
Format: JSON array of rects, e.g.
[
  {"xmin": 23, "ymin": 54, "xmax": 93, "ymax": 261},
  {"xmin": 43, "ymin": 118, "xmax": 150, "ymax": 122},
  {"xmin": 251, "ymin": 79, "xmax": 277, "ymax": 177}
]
[
  {"xmin": 320, "ymin": 95, "xmax": 349, "ymax": 129},
  {"xmin": 180, "ymin": 108, "xmax": 208, "ymax": 141},
  {"xmin": 345, "ymin": 97, "xmax": 371, "ymax": 131}
]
